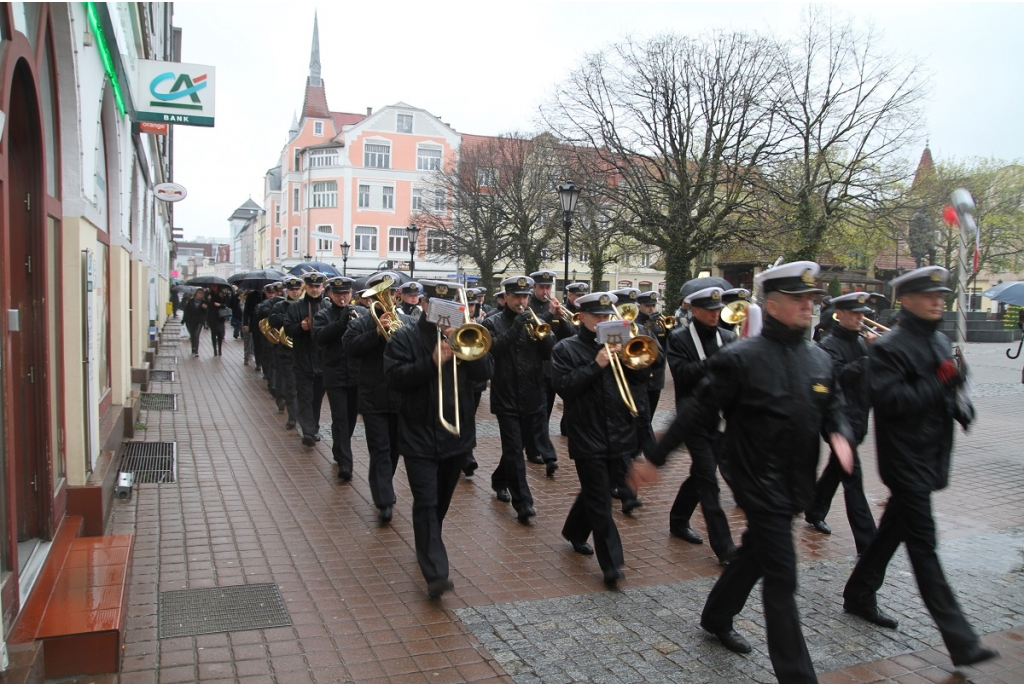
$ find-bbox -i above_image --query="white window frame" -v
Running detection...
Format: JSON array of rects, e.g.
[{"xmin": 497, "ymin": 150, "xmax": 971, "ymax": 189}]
[
  {"xmin": 416, "ymin": 145, "xmax": 442, "ymax": 171},
  {"xmin": 292, "ymin": 186, "xmax": 300, "ymax": 214},
  {"xmin": 275, "ymin": 203, "xmax": 281, "ymax": 225},
  {"xmin": 382, "ymin": 185, "xmax": 395, "ymax": 211},
  {"xmin": 477, "ymin": 167, "xmax": 497, "ymax": 188},
  {"xmin": 292, "ymin": 227, "xmax": 299, "ymax": 253},
  {"xmin": 363, "ymin": 139, "xmax": 391, "ymax": 169},
  {"xmin": 426, "ymin": 228, "xmax": 445, "ymax": 254},
  {"xmin": 314, "ymin": 121, "xmax": 324, "ymax": 136},
  {"xmin": 315, "ymin": 224, "xmax": 334, "ymax": 252},
  {"xmin": 275, "ymin": 237, "xmax": 281, "ymax": 258},
  {"xmin": 358, "ymin": 184, "xmax": 371, "ymax": 209},
  {"xmin": 307, "ymin": 148, "xmax": 339, "ymax": 167},
  {"xmin": 310, "ymin": 181, "xmax": 338, "ymax": 208},
  {"xmin": 396, "ymin": 113, "xmax": 413, "ymax": 133},
  {"xmin": 432, "ymin": 188, "xmax": 446, "ymax": 212},
  {"xmin": 354, "ymin": 225, "xmax": 378, "ymax": 252},
  {"xmin": 388, "ymin": 226, "xmax": 409, "ymax": 254},
  {"xmin": 412, "ymin": 186, "xmax": 423, "ymax": 211}
]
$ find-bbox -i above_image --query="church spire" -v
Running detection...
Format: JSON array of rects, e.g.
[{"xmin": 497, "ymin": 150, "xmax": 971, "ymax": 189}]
[{"xmin": 309, "ymin": 12, "xmax": 321, "ymax": 87}]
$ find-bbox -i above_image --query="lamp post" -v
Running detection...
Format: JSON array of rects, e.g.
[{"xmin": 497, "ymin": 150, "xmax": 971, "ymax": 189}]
[
  {"xmin": 571, "ymin": 269, "xmax": 577, "ymax": 284},
  {"xmin": 302, "ymin": 253, "xmax": 313, "ymax": 263},
  {"xmin": 340, "ymin": 241, "xmax": 350, "ymax": 277},
  {"xmin": 407, "ymin": 223, "xmax": 420, "ymax": 279},
  {"xmin": 557, "ymin": 180, "xmax": 581, "ymax": 299}
]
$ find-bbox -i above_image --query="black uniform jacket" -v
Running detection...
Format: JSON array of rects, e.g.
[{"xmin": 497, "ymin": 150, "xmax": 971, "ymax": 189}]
[
  {"xmin": 530, "ymin": 295, "xmax": 575, "ymax": 380},
  {"xmin": 342, "ymin": 308, "xmax": 417, "ymax": 413},
  {"xmin": 667, "ymin": 320, "xmax": 737, "ymax": 404},
  {"xmin": 819, "ymin": 325, "xmax": 871, "ymax": 443},
  {"xmin": 243, "ymin": 292, "xmax": 264, "ymax": 331},
  {"xmin": 284, "ymin": 294, "xmax": 328, "ymax": 375},
  {"xmin": 551, "ymin": 325, "xmax": 648, "ymax": 460},
  {"xmin": 482, "ymin": 306, "xmax": 555, "ymax": 415},
  {"xmin": 312, "ymin": 303, "xmax": 366, "ymax": 387},
  {"xmin": 383, "ymin": 313, "xmax": 494, "ymax": 460},
  {"xmin": 265, "ymin": 296, "xmax": 291, "ymax": 329},
  {"xmin": 685, "ymin": 315, "xmax": 852, "ymax": 515},
  {"xmin": 870, "ymin": 310, "xmax": 963, "ymax": 493},
  {"xmin": 633, "ymin": 312, "xmax": 669, "ymax": 390}
]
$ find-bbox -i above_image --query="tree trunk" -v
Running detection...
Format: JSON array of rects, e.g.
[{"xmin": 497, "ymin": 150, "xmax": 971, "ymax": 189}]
[
  {"xmin": 589, "ymin": 251, "xmax": 604, "ymax": 293},
  {"xmin": 476, "ymin": 259, "xmax": 496, "ymax": 305},
  {"xmin": 663, "ymin": 242, "xmax": 694, "ymax": 309}
]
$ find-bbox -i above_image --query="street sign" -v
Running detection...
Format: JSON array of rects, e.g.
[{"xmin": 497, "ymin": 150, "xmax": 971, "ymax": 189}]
[
  {"xmin": 155, "ymin": 183, "xmax": 187, "ymax": 202},
  {"xmin": 310, "ymin": 231, "xmax": 337, "ymax": 241}
]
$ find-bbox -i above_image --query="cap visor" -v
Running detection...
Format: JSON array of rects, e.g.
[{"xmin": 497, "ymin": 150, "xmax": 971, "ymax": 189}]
[{"xmin": 776, "ymin": 287, "xmax": 827, "ymax": 295}]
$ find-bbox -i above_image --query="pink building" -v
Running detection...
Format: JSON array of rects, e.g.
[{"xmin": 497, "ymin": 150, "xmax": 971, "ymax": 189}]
[{"xmin": 263, "ymin": 16, "xmax": 461, "ymax": 279}]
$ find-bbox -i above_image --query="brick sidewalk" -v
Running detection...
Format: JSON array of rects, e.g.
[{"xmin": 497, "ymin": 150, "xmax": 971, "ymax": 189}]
[{"xmin": 59, "ymin": 323, "xmax": 1024, "ymax": 683}]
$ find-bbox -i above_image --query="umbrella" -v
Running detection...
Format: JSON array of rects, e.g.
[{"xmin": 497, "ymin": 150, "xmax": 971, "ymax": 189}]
[
  {"xmin": 232, "ymin": 268, "xmax": 287, "ymax": 290},
  {"xmin": 171, "ymin": 284, "xmax": 200, "ymax": 295},
  {"xmin": 679, "ymin": 276, "xmax": 734, "ymax": 299},
  {"xmin": 866, "ymin": 293, "xmax": 891, "ymax": 310},
  {"xmin": 185, "ymin": 275, "xmax": 231, "ymax": 287},
  {"xmin": 288, "ymin": 261, "xmax": 340, "ymax": 277},
  {"xmin": 982, "ymin": 281, "xmax": 1024, "ymax": 307}
]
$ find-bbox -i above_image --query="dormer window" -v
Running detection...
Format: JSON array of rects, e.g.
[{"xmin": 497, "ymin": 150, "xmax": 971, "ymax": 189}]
[
  {"xmin": 397, "ymin": 114, "xmax": 413, "ymax": 133},
  {"xmin": 314, "ymin": 121, "xmax": 324, "ymax": 136}
]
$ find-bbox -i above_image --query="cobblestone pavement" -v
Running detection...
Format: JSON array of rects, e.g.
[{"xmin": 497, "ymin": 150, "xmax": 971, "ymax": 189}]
[{"xmin": 69, "ymin": 321, "xmax": 1024, "ymax": 683}]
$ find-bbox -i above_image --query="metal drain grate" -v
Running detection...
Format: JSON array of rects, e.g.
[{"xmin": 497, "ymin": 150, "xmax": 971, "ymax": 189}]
[
  {"xmin": 139, "ymin": 393, "xmax": 177, "ymax": 411},
  {"xmin": 158, "ymin": 583, "xmax": 291, "ymax": 638},
  {"xmin": 156, "ymin": 354, "xmax": 178, "ymax": 362},
  {"xmin": 120, "ymin": 441, "xmax": 176, "ymax": 483},
  {"xmin": 150, "ymin": 370, "xmax": 175, "ymax": 382}
]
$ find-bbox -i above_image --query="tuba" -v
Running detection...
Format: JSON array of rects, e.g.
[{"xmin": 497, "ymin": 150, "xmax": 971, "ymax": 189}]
[
  {"xmin": 363, "ymin": 277, "xmax": 403, "ymax": 340},
  {"xmin": 721, "ymin": 300, "xmax": 749, "ymax": 326}
]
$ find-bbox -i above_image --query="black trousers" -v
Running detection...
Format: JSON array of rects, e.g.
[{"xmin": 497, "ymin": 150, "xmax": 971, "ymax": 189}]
[
  {"xmin": 844, "ymin": 489, "xmax": 979, "ymax": 659},
  {"xmin": 295, "ymin": 371, "xmax": 325, "ymax": 439},
  {"xmin": 562, "ymin": 457, "xmax": 625, "ymax": 574},
  {"xmin": 670, "ymin": 429, "xmax": 734, "ymax": 559},
  {"xmin": 325, "ymin": 385, "xmax": 358, "ymax": 469},
  {"xmin": 806, "ymin": 447, "xmax": 877, "ymax": 554},
  {"xmin": 702, "ymin": 512, "xmax": 817, "ymax": 684},
  {"xmin": 404, "ymin": 453, "xmax": 464, "ymax": 584},
  {"xmin": 544, "ymin": 375, "xmax": 556, "ymax": 419},
  {"xmin": 275, "ymin": 352, "xmax": 297, "ymax": 421},
  {"xmin": 263, "ymin": 343, "xmax": 277, "ymax": 391},
  {"xmin": 489, "ymin": 413, "xmax": 535, "ymax": 514},
  {"xmin": 464, "ymin": 391, "xmax": 483, "ymax": 471},
  {"xmin": 363, "ymin": 412, "xmax": 400, "ymax": 508},
  {"xmin": 186, "ymin": 323, "xmax": 202, "ymax": 354},
  {"xmin": 648, "ymin": 388, "xmax": 662, "ymax": 415},
  {"xmin": 209, "ymin": 319, "xmax": 225, "ymax": 354}
]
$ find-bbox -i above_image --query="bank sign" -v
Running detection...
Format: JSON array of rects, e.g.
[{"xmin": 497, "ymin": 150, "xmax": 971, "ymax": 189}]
[{"xmin": 132, "ymin": 60, "xmax": 216, "ymax": 127}]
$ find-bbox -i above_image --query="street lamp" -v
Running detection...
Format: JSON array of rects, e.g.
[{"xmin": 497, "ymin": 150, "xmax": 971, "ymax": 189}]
[
  {"xmin": 557, "ymin": 180, "xmax": 581, "ymax": 298},
  {"xmin": 407, "ymin": 223, "xmax": 420, "ymax": 279},
  {"xmin": 340, "ymin": 241, "xmax": 350, "ymax": 277},
  {"xmin": 571, "ymin": 269, "xmax": 577, "ymax": 283},
  {"xmin": 302, "ymin": 253, "xmax": 313, "ymax": 263}
]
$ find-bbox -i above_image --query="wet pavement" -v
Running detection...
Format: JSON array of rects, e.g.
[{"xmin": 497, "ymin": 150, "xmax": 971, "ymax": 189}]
[{"xmin": 66, "ymin": 321, "xmax": 1024, "ymax": 683}]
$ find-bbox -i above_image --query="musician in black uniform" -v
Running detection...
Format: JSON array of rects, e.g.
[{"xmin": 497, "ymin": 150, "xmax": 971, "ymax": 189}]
[
  {"xmin": 565, "ymin": 282, "xmax": 589, "ymax": 313},
  {"xmin": 634, "ymin": 290, "xmax": 669, "ymax": 416},
  {"xmin": 813, "ymin": 295, "xmax": 835, "ymax": 342},
  {"xmin": 842, "ymin": 266, "xmax": 997, "ymax": 668},
  {"xmin": 268, "ymin": 278, "xmax": 303, "ymax": 426},
  {"xmin": 284, "ymin": 272, "xmax": 329, "ymax": 446},
  {"xmin": 554, "ymin": 292, "xmax": 648, "ymax": 586},
  {"xmin": 526, "ymin": 270, "xmax": 571, "ymax": 474},
  {"xmin": 719, "ymin": 288, "xmax": 749, "ymax": 334},
  {"xmin": 313, "ymin": 277, "xmax": 363, "ymax": 480},
  {"xmin": 398, "ymin": 282, "xmax": 422, "ymax": 316},
  {"xmin": 243, "ymin": 285, "xmax": 268, "ymax": 370},
  {"xmin": 635, "ymin": 261, "xmax": 854, "ymax": 682},
  {"xmin": 483, "ymin": 276, "xmax": 554, "ymax": 519},
  {"xmin": 471, "ymin": 287, "xmax": 493, "ymax": 321},
  {"xmin": 485, "ymin": 290, "xmax": 505, "ymax": 319},
  {"xmin": 383, "ymin": 280, "xmax": 494, "ymax": 597},
  {"xmin": 804, "ymin": 292, "xmax": 878, "ymax": 553},
  {"xmin": 654, "ymin": 286, "xmax": 738, "ymax": 565}
]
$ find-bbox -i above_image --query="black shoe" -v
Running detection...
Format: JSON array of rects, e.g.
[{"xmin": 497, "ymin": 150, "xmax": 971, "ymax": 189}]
[
  {"xmin": 952, "ymin": 643, "xmax": 999, "ymax": 667},
  {"xmin": 545, "ymin": 461, "xmax": 558, "ymax": 477},
  {"xmin": 622, "ymin": 497, "xmax": 643, "ymax": 514},
  {"xmin": 610, "ymin": 487, "xmax": 623, "ymax": 500},
  {"xmin": 844, "ymin": 603, "xmax": 899, "ymax": 629},
  {"xmin": 603, "ymin": 567, "xmax": 625, "ymax": 586},
  {"xmin": 718, "ymin": 547, "xmax": 739, "ymax": 566},
  {"xmin": 495, "ymin": 488, "xmax": 511, "ymax": 503},
  {"xmin": 805, "ymin": 516, "xmax": 832, "ymax": 535},
  {"xmin": 517, "ymin": 506, "xmax": 536, "ymax": 523},
  {"xmin": 671, "ymin": 526, "xmax": 703, "ymax": 544},
  {"xmin": 314, "ymin": 433, "xmax": 322, "ymax": 442},
  {"xmin": 301, "ymin": 434, "xmax": 315, "ymax": 447},
  {"xmin": 527, "ymin": 454, "xmax": 544, "ymax": 465},
  {"xmin": 463, "ymin": 460, "xmax": 478, "ymax": 477},
  {"xmin": 565, "ymin": 537, "xmax": 594, "ymax": 555},
  {"xmin": 426, "ymin": 578, "xmax": 454, "ymax": 598},
  {"xmin": 338, "ymin": 468, "xmax": 352, "ymax": 482},
  {"xmin": 276, "ymin": 398, "xmax": 286, "ymax": 412},
  {"xmin": 378, "ymin": 505, "xmax": 393, "ymax": 523},
  {"xmin": 285, "ymin": 419, "xmax": 296, "ymax": 430},
  {"xmin": 701, "ymin": 623, "xmax": 752, "ymax": 654}
]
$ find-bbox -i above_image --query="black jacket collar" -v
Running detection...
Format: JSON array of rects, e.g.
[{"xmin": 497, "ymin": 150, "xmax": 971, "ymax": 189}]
[{"xmin": 762, "ymin": 314, "xmax": 807, "ymax": 348}]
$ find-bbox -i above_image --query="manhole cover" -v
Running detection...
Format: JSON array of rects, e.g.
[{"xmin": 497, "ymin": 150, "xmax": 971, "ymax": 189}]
[
  {"xmin": 120, "ymin": 441, "xmax": 176, "ymax": 483},
  {"xmin": 140, "ymin": 393, "xmax": 177, "ymax": 410},
  {"xmin": 150, "ymin": 370, "xmax": 175, "ymax": 382},
  {"xmin": 158, "ymin": 583, "xmax": 291, "ymax": 638}
]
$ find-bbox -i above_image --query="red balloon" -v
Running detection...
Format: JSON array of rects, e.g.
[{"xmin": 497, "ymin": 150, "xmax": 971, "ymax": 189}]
[{"xmin": 943, "ymin": 205, "xmax": 959, "ymax": 226}]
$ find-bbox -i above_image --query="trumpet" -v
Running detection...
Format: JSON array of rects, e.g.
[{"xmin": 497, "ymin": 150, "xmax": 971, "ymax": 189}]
[
  {"xmin": 832, "ymin": 312, "xmax": 890, "ymax": 337},
  {"xmin": 721, "ymin": 300, "xmax": 749, "ymax": 326},
  {"xmin": 364, "ymin": 276, "xmax": 403, "ymax": 340},
  {"xmin": 436, "ymin": 289, "xmax": 493, "ymax": 436},
  {"xmin": 653, "ymin": 313, "xmax": 675, "ymax": 331},
  {"xmin": 521, "ymin": 306, "xmax": 551, "ymax": 340}
]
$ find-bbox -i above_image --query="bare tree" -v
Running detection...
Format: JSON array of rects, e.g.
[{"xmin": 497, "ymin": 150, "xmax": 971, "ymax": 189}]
[
  {"xmin": 542, "ymin": 32, "xmax": 786, "ymax": 297},
  {"xmin": 765, "ymin": 7, "xmax": 927, "ymax": 260}
]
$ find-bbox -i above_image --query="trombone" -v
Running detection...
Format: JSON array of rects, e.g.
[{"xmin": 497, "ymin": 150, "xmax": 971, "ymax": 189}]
[
  {"xmin": 832, "ymin": 312, "xmax": 890, "ymax": 337},
  {"xmin": 436, "ymin": 289, "xmax": 493, "ymax": 436},
  {"xmin": 612, "ymin": 305, "xmax": 659, "ymax": 370},
  {"xmin": 605, "ymin": 341, "xmax": 639, "ymax": 417}
]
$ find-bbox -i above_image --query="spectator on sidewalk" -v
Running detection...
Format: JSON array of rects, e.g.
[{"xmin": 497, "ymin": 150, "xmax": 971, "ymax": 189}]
[{"xmin": 206, "ymin": 284, "xmax": 229, "ymax": 357}]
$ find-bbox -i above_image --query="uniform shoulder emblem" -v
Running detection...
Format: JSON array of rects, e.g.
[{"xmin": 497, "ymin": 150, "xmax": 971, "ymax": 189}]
[{"xmin": 812, "ymin": 383, "xmax": 829, "ymax": 394}]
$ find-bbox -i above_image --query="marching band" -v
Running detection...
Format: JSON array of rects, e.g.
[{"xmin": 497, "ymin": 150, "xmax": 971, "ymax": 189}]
[{"xmin": 235, "ymin": 260, "xmax": 996, "ymax": 680}]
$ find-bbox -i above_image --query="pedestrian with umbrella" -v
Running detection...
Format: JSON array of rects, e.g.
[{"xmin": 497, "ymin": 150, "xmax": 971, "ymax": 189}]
[
  {"xmin": 182, "ymin": 288, "xmax": 206, "ymax": 357},
  {"xmin": 205, "ymin": 283, "xmax": 230, "ymax": 357}
]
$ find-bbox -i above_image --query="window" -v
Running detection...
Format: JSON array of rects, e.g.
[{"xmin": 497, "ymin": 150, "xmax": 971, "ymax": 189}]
[
  {"xmin": 292, "ymin": 186, "xmax": 300, "ymax": 213},
  {"xmin": 316, "ymin": 224, "xmax": 334, "ymax": 252},
  {"xmin": 413, "ymin": 186, "xmax": 445, "ymax": 212},
  {"xmin": 382, "ymin": 186, "xmax": 394, "ymax": 210},
  {"xmin": 433, "ymin": 189, "xmax": 446, "ymax": 212},
  {"xmin": 314, "ymin": 121, "xmax": 324, "ymax": 136},
  {"xmin": 294, "ymin": 149, "xmax": 302, "ymax": 171},
  {"xmin": 355, "ymin": 226, "xmax": 377, "ymax": 252},
  {"xmin": 311, "ymin": 181, "xmax": 338, "ymax": 208},
  {"xmin": 412, "ymin": 187, "xmax": 424, "ymax": 211},
  {"xmin": 364, "ymin": 142, "xmax": 391, "ymax": 168},
  {"xmin": 275, "ymin": 238, "xmax": 281, "ymax": 258},
  {"xmin": 358, "ymin": 184, "xmax": 370, "ymax": 209},
  {"xmin": 417, "ymin": 146, "xmax": 442, "ymax": 171},
  {"xmin": 275, "ymin": 204, "xmax": 281, "ymax": 225},
  {"xmin": 639, "ymin": 281, "xmax": 653, "ymax": 291},
  {"xmin": 477, "ymin": 167, "xmax": 497, "ymax": 187},
  {"xmin": 426, "ymin": 229, "xmax": 445, "ymax": 254},
  {"xmin": 397, "ymin": 114, "xmax": 413, "ymax": 133},
  {"xmin": 308, "ymin": 148, "xmax": 339, "ymax": 167},
  {"xmin": 388, "ymin": 227, "xmax": 409, "ymax": 253},
  {"xmin": 640, "ymin": 253, "xmax": 653, "ymax": 268},
  {"xmin": 293, "ymin": 228, "xmax": 299, "ymax": 253}
]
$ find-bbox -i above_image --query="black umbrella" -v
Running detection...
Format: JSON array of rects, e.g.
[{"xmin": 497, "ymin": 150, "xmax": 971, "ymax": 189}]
[
  {"xmin": 171, "ymin": 284, "xmax": 200, "ymax": 295},
  {"xmin": 866, "ymin": 293, "xmax": 891, "ymax": 310},
  {"xmin": 232, "ymin": 268, "xmax": 287, "ymax": 290},
  {"xmin": 288, "ymin": 261, "xmax": 340, "ymax": 277},
  {"xmin": 186, "ymin": 275, "xmax": 231, "ymax": 287},
  {"xmin": 679, "ymin": 277, "xmax": 734, "ymax": 298}
]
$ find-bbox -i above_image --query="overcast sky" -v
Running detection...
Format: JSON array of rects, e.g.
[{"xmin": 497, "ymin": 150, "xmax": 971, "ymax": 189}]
[{"xmin": 170, "ymin": 2, "xmax": 1024, "ymax": 242}]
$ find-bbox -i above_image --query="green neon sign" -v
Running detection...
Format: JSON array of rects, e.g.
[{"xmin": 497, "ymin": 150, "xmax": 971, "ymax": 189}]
[{"xmin": 85, "ymin": 2, "xmax": 127, "ymax": 118}]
